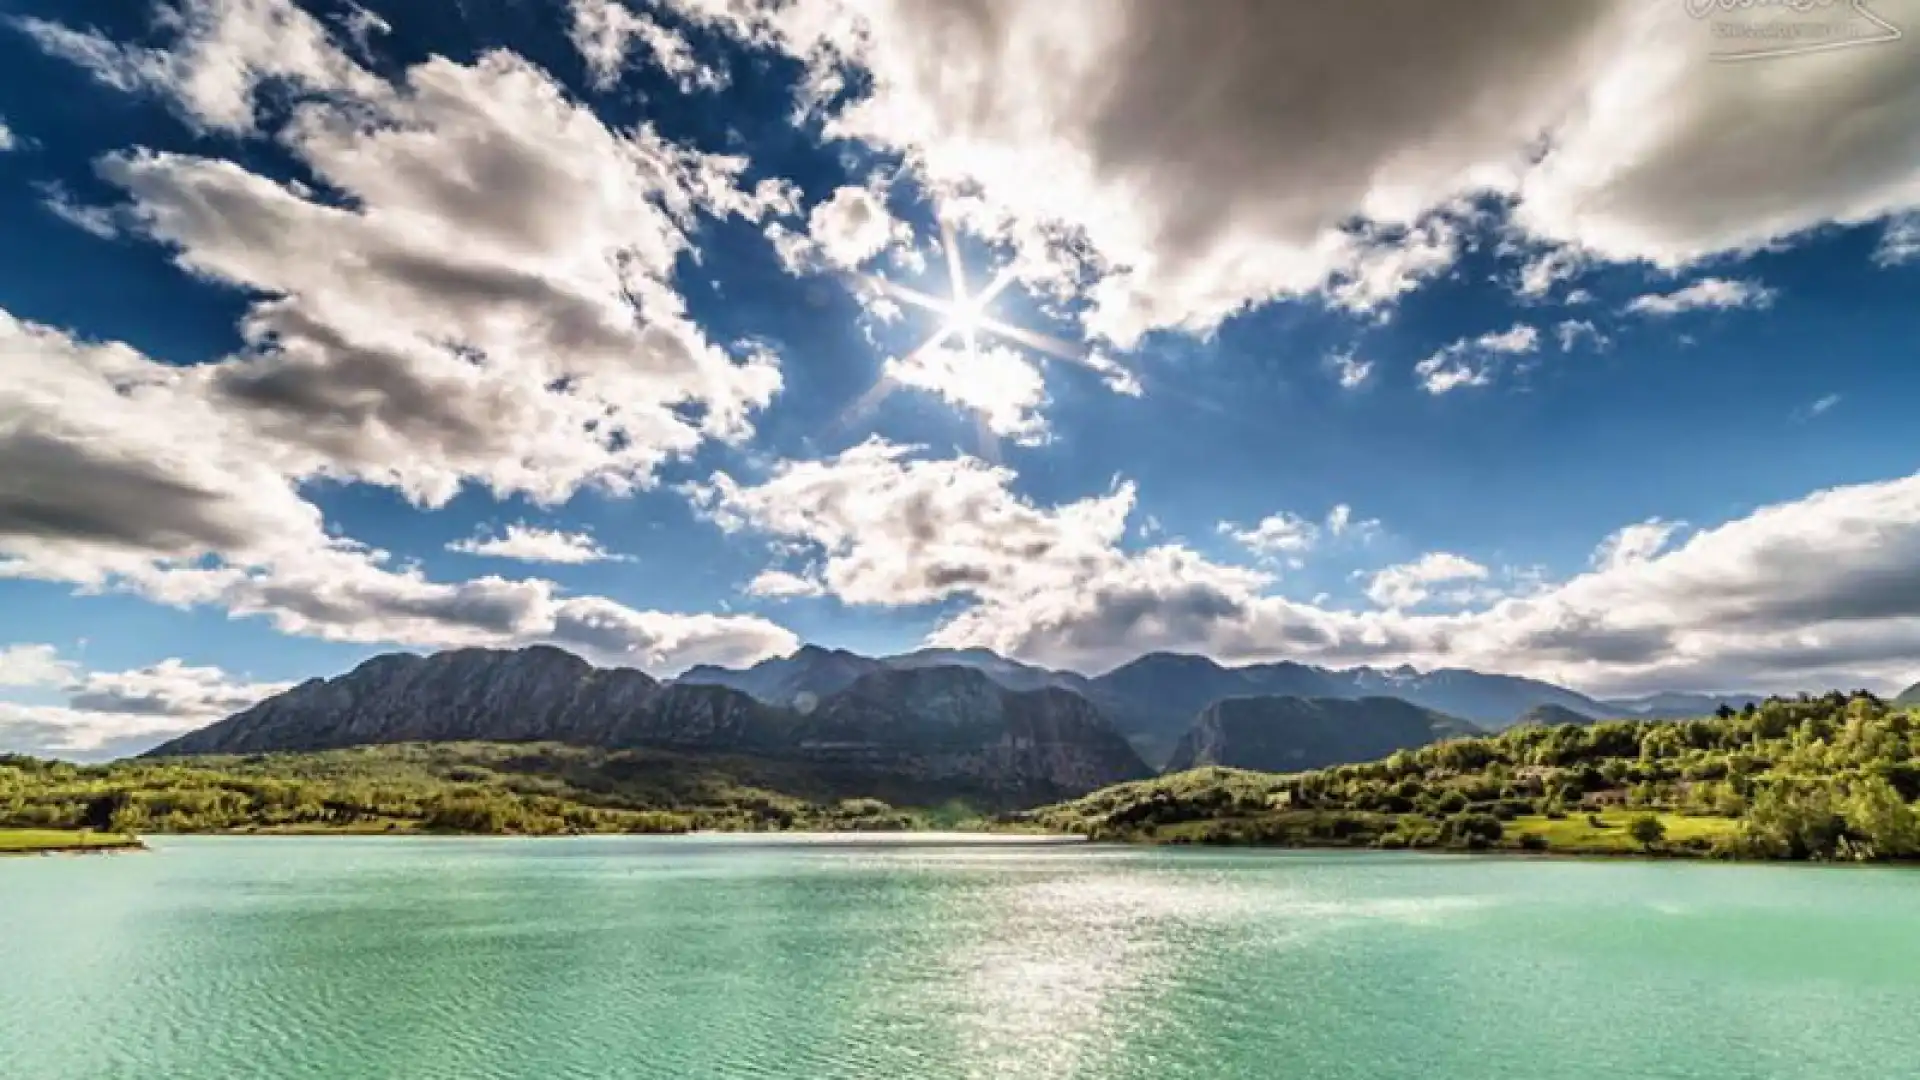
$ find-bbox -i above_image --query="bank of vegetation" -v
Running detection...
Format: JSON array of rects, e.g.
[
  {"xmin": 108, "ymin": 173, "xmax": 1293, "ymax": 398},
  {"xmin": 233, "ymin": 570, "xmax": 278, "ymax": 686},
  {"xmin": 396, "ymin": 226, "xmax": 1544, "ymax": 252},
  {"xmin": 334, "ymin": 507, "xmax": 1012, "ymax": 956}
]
[
  {"xmin": 1020, "ymin": 692, "xmax": 1920, "ymax": 862},
  {"xmin": 0, "ymin": 828, "xmax": 143, "ymax": 855},
  {"xmin": 0, "ymin": 742, "xmax": 965, "ymax": 837}
]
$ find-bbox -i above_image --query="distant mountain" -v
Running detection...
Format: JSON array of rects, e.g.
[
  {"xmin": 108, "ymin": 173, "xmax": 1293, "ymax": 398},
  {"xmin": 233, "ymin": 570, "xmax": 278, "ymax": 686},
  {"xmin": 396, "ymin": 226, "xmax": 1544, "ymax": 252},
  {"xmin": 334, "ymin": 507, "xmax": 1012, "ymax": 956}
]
[
  {"xmin": 678, "ymin": 646, "xmax": 1638, "ymax": 768},
  {"xmin": 1897, "ymin": 682, "xmax": 1920, "ymax": 707},
  {"xmin": 796, "ymin": 667, "xmax": 1150, "ymax": 801},
  {"xmin": 146, "ymin": 646, "xmax": 1148, "ymax": 805},
  {"xmin": 1601, "ymin": 692, "xmax": 1767, "ymax": 719},
  {"xmin": 678, "ymin": 644, "xmax": 885, "ymax": 705},
  {"xmin": 881, "ymin": 647, "xmax": 1089, "ymax": 694},
  {"xmin": 1512, "ymin": 703, "xmax": 1595, "ymax": 727},
  {"xmin": 1071, "ymin": 652, "xmax": 1611, "ymax": 766},
  {"xmin": 1165, "ymin": 696, "xmax": 1481, "ymax": 774}
]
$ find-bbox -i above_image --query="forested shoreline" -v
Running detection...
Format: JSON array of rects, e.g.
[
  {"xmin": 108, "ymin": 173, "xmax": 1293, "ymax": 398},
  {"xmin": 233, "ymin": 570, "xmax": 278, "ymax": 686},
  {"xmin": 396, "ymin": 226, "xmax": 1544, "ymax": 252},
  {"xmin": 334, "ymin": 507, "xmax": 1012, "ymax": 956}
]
[
  {"xmin": 1022, "ymin": 692, "xmax": 1920, "ymax": 861},
  {"xmin": 6, "ymin": 693, "xmax": 1917, "ymax": 863}
]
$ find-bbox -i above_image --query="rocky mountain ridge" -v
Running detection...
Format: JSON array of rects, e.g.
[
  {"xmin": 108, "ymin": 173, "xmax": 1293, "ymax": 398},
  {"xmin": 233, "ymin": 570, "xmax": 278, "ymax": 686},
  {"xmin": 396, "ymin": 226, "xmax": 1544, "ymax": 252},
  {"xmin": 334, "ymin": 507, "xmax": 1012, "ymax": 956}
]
[
  {"xmin": 1165, "ymin": 696, "xmax": 1482, "ymax": 774},
  {"xmin": 147, "ymin": 646, "xmax": 1149, "ymax": 805}
]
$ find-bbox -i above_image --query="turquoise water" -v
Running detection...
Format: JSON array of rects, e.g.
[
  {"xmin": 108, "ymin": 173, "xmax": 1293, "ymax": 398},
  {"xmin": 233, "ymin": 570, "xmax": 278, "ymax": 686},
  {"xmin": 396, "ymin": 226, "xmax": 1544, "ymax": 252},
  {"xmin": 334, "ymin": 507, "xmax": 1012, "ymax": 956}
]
[{"xmin": 3, "ymin": 836, "xmax": 1918, "ymax": 1079}]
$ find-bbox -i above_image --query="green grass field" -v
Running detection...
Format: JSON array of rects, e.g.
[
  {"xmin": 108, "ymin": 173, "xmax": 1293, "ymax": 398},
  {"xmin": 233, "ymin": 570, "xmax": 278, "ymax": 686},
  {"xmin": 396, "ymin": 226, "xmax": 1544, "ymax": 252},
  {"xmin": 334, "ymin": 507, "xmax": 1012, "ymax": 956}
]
[
  {"xmin": 1503, "ymin": 811, "xmax": 1740, "ymax": 854},
  {"xmin": 0, "ymin": 828, "xmax": 144, "ymax": 854}
]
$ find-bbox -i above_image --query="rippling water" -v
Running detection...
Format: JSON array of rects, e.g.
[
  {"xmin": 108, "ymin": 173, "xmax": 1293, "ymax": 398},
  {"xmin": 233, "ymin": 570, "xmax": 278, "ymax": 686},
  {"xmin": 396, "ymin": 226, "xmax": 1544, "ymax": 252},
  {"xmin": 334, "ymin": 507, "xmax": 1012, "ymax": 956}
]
[{"xmin": 4, "ymin": 836, "xmax": 1918, "ymax": 1079}]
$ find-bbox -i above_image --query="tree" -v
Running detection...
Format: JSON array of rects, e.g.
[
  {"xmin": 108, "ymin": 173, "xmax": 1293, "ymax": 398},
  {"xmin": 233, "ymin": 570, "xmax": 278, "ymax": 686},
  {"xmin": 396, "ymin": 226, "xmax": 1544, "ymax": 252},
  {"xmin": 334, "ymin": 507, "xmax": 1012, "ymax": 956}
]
[{"xmin": 1628, "ymin": 813, "xmax": 1666, "ymax": 851}]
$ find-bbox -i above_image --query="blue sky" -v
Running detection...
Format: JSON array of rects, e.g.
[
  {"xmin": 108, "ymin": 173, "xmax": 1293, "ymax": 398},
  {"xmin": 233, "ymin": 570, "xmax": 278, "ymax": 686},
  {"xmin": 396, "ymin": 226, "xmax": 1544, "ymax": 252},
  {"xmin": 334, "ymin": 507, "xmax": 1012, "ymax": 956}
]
[{"xmin": 3, "ymin": 0, "xmax": 1919, "ymax": 756}]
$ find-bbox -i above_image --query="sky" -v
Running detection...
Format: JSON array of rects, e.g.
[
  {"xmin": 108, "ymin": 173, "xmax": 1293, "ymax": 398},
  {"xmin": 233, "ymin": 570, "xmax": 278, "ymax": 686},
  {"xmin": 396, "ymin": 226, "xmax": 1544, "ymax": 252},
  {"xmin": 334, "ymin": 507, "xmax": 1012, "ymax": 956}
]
[{"xmin": 2, "ymin": 0, "xmax": 1919, "ymax": 758}]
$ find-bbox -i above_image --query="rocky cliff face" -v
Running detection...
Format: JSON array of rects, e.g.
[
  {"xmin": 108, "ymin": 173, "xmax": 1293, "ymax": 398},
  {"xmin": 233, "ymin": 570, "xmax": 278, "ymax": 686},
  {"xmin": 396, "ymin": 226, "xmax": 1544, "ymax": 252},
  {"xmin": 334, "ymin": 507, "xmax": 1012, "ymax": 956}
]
[
  {"xmin": 145, "ymin": 646, "xmax": 1146, "ymax": 803},
  {"xmin": 1165, "ymin": 695, "xmax": 1480, "ymax": 774},
  {"xmin": 798, "ymin": 668, "xmax": 1151, "ymax": 801}
]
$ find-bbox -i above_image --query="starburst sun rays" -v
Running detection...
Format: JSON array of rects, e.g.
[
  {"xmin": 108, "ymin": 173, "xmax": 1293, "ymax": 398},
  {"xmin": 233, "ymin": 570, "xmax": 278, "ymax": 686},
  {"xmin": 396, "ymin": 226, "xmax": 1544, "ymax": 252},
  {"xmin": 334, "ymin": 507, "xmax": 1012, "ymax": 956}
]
[{"xmin": 839, "ymin": 219, "xmax": 1132, "ymax": 457}]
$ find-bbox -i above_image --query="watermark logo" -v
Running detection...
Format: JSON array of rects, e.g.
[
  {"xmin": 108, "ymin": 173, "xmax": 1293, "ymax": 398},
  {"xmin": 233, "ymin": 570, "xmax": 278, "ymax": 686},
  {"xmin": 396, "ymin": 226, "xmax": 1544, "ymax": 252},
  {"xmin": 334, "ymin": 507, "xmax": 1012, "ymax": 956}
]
[{"xmin": 1686, "ymin": 0, "xmax": 1903, "ymax": 61}]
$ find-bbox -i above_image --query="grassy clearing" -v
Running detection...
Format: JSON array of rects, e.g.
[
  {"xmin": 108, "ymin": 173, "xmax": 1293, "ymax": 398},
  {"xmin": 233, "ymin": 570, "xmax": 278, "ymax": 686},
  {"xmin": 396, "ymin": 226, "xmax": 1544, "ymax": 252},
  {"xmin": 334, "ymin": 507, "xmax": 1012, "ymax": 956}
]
[
  {"xmin": 1503, "ymin": 811, "xmax": 1741, "ymax": 854},
  {"xmin": 0, "ymin": 828, "xmax": 143, "ymax": 854}
]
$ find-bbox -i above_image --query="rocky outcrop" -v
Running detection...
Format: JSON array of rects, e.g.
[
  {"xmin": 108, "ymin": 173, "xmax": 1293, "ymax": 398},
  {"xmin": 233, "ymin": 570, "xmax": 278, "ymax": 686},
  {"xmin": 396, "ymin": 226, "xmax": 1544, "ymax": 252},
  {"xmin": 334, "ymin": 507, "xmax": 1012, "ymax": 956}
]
[
  {"xmin": 1165, "ymin": 695, "xmax": 1480, "ymax": 775},
  {"xmin": 145, "ymin": 646, "xmax": 1147, "ymax": 803}
]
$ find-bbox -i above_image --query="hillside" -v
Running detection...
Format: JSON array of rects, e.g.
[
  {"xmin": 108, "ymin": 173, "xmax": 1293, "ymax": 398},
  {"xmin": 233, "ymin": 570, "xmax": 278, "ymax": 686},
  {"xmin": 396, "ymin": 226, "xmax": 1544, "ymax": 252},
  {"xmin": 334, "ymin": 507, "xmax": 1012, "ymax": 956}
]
[
  {"xmin": 1164, "ymin": 696, "xmax": 1479, "ymax": 774},
  {"xmin": 1512, "ymin": 703, "xmax": 1595, "ymax": 727},
  {"xmin": 1019, "ymin": 692, "xmax": 1920, "ymax": 862},
  {"xmin": 1, "ymin": 743, "xmax": 966, "ymax": 835},
  {"xmin": 146, "ymin": 647, "xmax": 1149, "ymax": 807}
]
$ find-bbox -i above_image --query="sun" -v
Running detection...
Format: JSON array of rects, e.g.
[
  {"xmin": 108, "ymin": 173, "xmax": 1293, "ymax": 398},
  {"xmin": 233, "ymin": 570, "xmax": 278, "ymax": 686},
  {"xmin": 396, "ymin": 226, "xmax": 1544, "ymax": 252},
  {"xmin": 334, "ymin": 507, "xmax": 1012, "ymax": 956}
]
[{"xmin": 838, "ymin": 217, "xmax": 1135, "ymax": 455}]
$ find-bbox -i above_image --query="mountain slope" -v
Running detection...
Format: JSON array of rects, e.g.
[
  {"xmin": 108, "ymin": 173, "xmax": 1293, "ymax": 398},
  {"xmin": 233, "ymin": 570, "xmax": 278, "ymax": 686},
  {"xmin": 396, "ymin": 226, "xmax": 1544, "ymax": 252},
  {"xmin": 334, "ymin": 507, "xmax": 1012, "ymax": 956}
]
[
  {"xmin": 797, "ymin": 667, "xmax": 1151, "ymax": 801},
  {"xmin": 1513, "ymin": 703, "xmax": 1595, "ymax": 727},
  {"xmin": 1600, "ymin": 692, "xmax": 1767, "ymax": 718},
  {"xmin": 145, "ymin": 646, "xmax": 1147, "ymax": 805},
  {"xmin": 1897, "ymin": 681, "xmax": 1920, "ymax": 707},
  {"xmin": 1165, "ymin": 696, "xmax": 1480, "ymax": 774},
  {"xmin": 677, "ymin": 644, "xmax": 886, "ymax": 704}
]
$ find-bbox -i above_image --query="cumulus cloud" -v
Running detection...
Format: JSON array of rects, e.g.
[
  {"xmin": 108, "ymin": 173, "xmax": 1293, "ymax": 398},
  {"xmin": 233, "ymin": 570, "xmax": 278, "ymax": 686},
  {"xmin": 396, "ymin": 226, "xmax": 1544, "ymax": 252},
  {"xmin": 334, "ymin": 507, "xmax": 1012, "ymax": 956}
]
[
  {"xmin": 37, "ymin": 182, "xmax": 120, "ymax": 239},
  {"xmin": 449, "ymin": 524, "xmax": 625, "ymax": 565},
  {"xmin": 1414, "ymin": 324, "xmax": 1539, "ymax": 394},
  {"xmin": 2, "ymin": 6, "xmax": 800, "ymax": 678},
  {"xmin": 683, "ymin": 0, "xmax": 1919, "ymax": 345},
  {"xmin": 1366, "ymin": 553, "xmax": 1491, "ymax": 610},
  {"xmin": 0, "ymin": 644, "xmax": 75, "ymax": 687},
  {"xmin": 1555, "ymin": 319, "xmax": 1608, "ymax": 352},
  {"xmin": 0, "ymin": 115, "xmax": 15, "ymax": 151},
  {"xmin": 882, "ymin": 343, "xmax": 1049, "ymax": 444},
  {"xmin": 1626, "ymin": 277, "xmax": 1777, "ymax": 317},
  {"xmin": 1219, "ymin": 513, "xmax": 1318, "ymax": 561},
  {"xmin": 0, "ymin": 647, "xmax": 291, "ymax": 758},
  {"xmin": 779, "ymin": 183, "xmax": 912, "ymax": 271},
  {"xmin": 1591, "ymin": 519, "xmax": 1686, "ymax": 572},
  {"xmin": 696, "ymin": 439, "xmax": 1920, "ymax": 695},
  {"xmin": 745, "ymin": 569, "xmax": 827, "ymax": 599}
]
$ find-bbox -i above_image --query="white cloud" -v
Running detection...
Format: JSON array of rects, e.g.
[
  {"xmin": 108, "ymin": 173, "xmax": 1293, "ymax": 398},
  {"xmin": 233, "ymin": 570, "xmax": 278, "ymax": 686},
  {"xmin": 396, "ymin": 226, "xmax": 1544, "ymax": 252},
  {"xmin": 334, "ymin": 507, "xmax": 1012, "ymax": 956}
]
[
  {"xmin": 882, "ymin": 343, "xmax": 1049, "ymax": 444},
  {"xmin": 1365, "ymin": 552, "xmax": 1491, "ymax": 610},
  {"xmin": 0, "ymin": 647, "xmax": 292, "ymax": 758},
  {"xmin": 1626, "ymin": 277, "xmax": 1776, "ymax": 317},
  {"xmin": 1555, "ymin": 318, "xmax": 1607, "ymax": 352},
  {"xmin": 0, "ymin": 644, "xmax": 75, "ymax": 687},
  {"xmin": 0, "ymin": 115, "xmax": 15, "ymax": 152},
  {"xmin": 1414, "ymin": 323, "xmax": 1539, "ymax": 394},
  {"xmin": 3, "ymin": 8, "xmax": 801, "ymax": 678},
  {"xmin": 745, "ymin": 569, "xmax": 826, "ymax": 599},
  {"xmin": 568, "ymin": 0, "xmax": 722, "ymax": 92},
  {"xmin": 1795, "ymin": 393, "xmax": 1843, "ymax": 422},
  {"xmin": 791, "ymin": 184, "xmax": 912, "ymax": 271},
  {"xmin": 1219, "ymin": 513, "xmax": 1317, "ymax": 561},
  {"xmin": 449, "ymin": 524, "xmax": 624, "ymax": 565},
  {"xmin": 37, "ymin": 182, "xmax": 119, "ymax": 239},
  {"xmin": 1328, "ymin": 350, "xmax": 1374, "ymax": 390},
  {"xmin": 1514, "ymin": 245, "xmax": 1588, "ymax": 300},
  {"xmin": 1591, "ymin": 518, "xmax": 1685, "ymax": 572},
  {"xmin": 1878, "ymin": 214, "xmax": 1920, "ymax": 266},
  {"xmin": 685, "ymin": 0, "xmax": 1919, "ymax": 346},
  {"xmin": 13, "ymin": 0, "xmax": 386, "ymax": 135},
  {"xmin": 697, "ymin": 438, "xmax": 1920, "ymax": 694}
]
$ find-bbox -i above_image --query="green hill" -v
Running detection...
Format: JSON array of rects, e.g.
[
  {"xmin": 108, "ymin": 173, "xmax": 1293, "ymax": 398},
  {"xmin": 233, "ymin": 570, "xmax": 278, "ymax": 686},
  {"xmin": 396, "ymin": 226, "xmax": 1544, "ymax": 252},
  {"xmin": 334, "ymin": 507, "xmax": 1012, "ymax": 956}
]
[{"xmin": 1016, "ymin": 691, "xmax": 1920, "ymax": 862}]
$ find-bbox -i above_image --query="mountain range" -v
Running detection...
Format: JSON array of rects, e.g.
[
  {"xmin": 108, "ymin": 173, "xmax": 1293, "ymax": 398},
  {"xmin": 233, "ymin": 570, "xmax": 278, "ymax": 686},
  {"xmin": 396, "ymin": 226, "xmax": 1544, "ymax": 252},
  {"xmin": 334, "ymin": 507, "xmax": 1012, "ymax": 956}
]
[
  {"xmin": 682, "ymin": 645, "xmax": 1763, "ymax": 765},
  {"xmin": 148, "ymin": 647, "xmax": 1150, "ymax": 807},
  {"xmin": 146, "ymin": 643, "xmax": 1777, "ymax": 809}
]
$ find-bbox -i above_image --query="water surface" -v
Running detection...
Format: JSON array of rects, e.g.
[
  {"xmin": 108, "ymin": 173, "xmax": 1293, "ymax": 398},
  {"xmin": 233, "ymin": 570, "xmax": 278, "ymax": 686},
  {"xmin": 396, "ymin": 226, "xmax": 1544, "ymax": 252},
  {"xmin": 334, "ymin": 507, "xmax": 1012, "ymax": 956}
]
[{"xmin": 4, "ymin": 836, "xmax": 1916, "ymax": 1079}]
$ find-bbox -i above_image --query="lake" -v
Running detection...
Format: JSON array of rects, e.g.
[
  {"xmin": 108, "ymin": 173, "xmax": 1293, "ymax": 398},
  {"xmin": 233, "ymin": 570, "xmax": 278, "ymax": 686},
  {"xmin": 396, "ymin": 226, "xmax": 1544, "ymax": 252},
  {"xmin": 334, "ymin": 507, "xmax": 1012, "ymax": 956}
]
[{"xmin": 3, "ymin": 836, "xmax": 1917, "ymax": 1079}]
